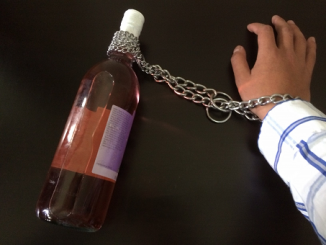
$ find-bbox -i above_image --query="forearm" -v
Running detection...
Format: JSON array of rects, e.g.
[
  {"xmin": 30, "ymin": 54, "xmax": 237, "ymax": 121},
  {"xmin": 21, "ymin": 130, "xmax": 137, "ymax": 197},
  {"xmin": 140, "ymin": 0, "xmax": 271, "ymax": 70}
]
[{"xmin": 258, "ymin": 100, "xmax": 326, "ymax": 243}]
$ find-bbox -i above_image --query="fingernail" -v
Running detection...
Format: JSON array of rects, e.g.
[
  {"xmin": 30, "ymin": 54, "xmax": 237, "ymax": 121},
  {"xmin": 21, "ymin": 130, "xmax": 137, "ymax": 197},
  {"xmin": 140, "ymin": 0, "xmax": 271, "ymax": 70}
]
[
  {"xmin": 233, "ymin": 46, "xmax": 242, "ymax": 53},
  {"xmin": 288, "ymin": 20, "xmax": 295, "ymax": 24},
  {"xmin": 310, "ymin": 37, "xmax": 316, "ymax": 43}
]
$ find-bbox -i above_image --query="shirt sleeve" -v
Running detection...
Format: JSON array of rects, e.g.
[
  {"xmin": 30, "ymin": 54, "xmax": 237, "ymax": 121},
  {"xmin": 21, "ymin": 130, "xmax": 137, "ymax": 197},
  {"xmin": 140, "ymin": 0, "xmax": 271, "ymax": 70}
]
[{"xmin": 258, "ymin": 99, "xmax": 326, "ymax": 244}]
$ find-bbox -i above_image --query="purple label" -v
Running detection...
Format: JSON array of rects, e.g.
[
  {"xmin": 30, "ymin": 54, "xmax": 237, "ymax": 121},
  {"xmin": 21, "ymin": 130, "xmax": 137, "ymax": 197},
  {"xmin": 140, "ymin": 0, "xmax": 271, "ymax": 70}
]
[{"xmin": 92, "ymin": 105, "xmax": 134, "ymax": 181}]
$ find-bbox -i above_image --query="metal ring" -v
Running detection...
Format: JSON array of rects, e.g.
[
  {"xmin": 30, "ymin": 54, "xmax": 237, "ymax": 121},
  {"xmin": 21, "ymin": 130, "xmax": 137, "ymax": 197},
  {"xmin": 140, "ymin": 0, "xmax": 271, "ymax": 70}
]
[
  {"xmin": 210, "ymin": 97, "xmax": 229, "ymax": 112},
  {"xmin": 215, "ymin": 91, "xmax": 233, "ymax": 101},
  {"xmin": 206, "ymin": 106, "xmax": 232, "ymax": 123}
]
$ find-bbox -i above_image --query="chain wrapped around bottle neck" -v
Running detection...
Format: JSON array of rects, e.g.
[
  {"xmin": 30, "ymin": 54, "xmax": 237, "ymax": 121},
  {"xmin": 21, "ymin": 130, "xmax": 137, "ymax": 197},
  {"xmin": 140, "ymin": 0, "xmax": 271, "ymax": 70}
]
[{"xmin": 107, "ymin": 31, "xmax": 296, "ymax": 123}]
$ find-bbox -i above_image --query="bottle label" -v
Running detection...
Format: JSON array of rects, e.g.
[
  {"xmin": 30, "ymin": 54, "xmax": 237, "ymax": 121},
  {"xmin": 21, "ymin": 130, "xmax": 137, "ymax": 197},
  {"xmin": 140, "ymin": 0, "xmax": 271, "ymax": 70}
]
[{"xmin": 91, "ymin": 105, "xmax": 134, "ymax": 181}]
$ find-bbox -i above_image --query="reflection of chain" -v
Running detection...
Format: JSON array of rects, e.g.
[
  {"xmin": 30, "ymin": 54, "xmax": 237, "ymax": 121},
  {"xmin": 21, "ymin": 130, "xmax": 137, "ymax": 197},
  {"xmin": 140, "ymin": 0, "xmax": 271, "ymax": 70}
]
[{"xmin": 108, "ymin": 31, "xmax": 296, "ymax": 123}]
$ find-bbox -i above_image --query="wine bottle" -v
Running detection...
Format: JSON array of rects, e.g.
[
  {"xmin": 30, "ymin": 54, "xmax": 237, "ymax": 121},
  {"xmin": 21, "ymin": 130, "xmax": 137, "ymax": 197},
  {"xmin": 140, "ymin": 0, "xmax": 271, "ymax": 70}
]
[{"xmin": 35, "ymin": 9, "xmax": 145, "ymax": 232}]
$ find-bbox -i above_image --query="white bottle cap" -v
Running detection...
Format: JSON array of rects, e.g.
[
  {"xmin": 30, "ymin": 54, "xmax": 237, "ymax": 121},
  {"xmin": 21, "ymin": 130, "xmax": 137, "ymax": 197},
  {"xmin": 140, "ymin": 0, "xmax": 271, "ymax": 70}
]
[{"xmin": 120, "ymin": 9, "xmax": 145, "ymax": 38}]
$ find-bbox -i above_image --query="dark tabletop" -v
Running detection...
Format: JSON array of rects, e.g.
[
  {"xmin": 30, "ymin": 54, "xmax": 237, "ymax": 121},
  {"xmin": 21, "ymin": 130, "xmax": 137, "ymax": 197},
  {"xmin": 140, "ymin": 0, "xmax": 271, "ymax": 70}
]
[{"xmin": 1, "ymin": 1, "xmax": 326, "ymax": 244}]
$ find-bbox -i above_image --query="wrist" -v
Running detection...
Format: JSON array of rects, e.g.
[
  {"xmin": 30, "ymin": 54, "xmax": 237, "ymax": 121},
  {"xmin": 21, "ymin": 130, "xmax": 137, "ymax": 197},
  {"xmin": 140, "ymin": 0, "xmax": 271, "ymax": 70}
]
[
  {"xmin": 238, "ymin": 94, "xmax": 298, "ymax": 121},
  {"xmin": 252, "ymin": 104, "xmax": 276, "ymax": 120}
]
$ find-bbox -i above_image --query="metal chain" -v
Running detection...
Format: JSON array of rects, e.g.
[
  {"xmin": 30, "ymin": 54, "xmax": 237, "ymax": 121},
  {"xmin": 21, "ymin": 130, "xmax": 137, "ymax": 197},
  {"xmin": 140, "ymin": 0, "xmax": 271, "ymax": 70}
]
[{"xmin": 107, "ymin": 31, "xmax": 296, "ymax": 123}]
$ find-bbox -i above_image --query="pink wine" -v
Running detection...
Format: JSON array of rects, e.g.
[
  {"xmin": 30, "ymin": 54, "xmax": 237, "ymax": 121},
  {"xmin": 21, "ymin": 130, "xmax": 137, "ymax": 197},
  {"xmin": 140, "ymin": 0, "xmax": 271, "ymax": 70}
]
[
  {"xmin": 36, "ymin": 167, "xmax": 115, "ymax": 231},
  {"xmin": 36, "ymin": 10, "xmax": 144, "ymax": 231}
]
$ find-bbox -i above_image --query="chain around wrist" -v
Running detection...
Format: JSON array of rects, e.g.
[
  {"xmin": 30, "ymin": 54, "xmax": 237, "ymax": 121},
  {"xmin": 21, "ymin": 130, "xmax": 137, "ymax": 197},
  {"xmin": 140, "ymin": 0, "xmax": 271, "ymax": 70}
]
[
  {"xmin": 108, "ymin": 31, "xmax": 297, "ymax": 123},
  {"xmin": 211, "ymin": 94, "xmax": 297, "ymax": 122}
]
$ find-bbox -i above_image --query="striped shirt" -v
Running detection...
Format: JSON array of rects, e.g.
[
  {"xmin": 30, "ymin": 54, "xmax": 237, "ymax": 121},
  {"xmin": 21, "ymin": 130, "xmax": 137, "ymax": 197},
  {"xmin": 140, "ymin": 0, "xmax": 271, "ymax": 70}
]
[{"xmin": 258, "ymin": 99, "xmax": 326, "ymax": 244}]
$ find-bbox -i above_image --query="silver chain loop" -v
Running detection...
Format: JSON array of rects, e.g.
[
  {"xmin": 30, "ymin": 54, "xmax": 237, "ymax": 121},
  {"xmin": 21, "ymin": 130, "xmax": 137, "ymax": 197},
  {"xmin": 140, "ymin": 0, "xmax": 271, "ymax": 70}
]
[{"xmin": 108, "ymin": 31, "xmax": 296, "ymax": 123}]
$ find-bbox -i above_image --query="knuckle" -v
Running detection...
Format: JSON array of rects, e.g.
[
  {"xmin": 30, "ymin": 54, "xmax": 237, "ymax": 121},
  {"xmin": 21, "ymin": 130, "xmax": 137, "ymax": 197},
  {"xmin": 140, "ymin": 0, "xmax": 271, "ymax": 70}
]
[
  {"xmin": 261, "ymin": 25, "xmax": 273, "ymax": 33},
  {"xmin": 282, "ymin": 25, "xmax": 292, "ymax": 33},
  {"xmin": 278, "ymin": 25, "xmax": 294, "ymax": 36}
]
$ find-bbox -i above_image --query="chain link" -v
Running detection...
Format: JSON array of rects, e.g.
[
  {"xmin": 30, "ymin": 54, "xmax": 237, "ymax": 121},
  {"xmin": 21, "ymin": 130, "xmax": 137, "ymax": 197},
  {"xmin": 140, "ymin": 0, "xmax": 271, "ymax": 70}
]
[{"xmin": 108, "ymin": 31, "xmax": 296, "ymax": 123}]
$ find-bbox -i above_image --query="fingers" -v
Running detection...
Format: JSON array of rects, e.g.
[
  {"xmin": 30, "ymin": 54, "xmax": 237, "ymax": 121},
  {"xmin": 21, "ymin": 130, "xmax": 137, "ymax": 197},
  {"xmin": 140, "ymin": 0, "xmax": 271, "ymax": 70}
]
[
  {"xmin": 230, "ymin": 45, "xmax": 250, "ymax": 88},
  {"xmin": 272, "ymin": 16, "xmax": 312, "ymax": 60},
  {"xmin": 306, "ymin": 37, "xmax": 317, "ymax": 75},
  {"xmin": 287, "ymin": 20, "xmax": 307, "ymax": 57},
  {"xmin": 248, "ymin": 16, "xmax": 315, "ymax": 66},
  {"xmin": 273, "ymin": 15, "xmax": 316, "ymax": 73},
  {"xmin": 272, "ymin": 15, "xmax": 294, "ymax": 50},
  {"xmin": 247, "ymin": 23, "xmax": 277, "ymax": 52}
]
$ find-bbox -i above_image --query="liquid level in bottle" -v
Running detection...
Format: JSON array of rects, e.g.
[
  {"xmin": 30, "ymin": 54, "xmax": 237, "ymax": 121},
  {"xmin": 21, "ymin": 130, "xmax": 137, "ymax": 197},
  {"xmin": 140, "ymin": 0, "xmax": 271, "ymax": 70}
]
[
  {"xmin": 36, "ymin": 53, "xmax": 139, "ymax": 231},
  {"xmin": 36, "ymin": 167, "xmax": 115, "ymax": 231}
]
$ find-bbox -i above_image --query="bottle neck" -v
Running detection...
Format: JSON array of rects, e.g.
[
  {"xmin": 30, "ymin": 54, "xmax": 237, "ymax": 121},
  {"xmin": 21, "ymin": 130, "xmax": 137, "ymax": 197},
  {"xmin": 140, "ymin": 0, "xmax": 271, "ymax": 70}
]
[{"xmin": 107, "ymin": 51, "xmax": 134, "ymax": 66}]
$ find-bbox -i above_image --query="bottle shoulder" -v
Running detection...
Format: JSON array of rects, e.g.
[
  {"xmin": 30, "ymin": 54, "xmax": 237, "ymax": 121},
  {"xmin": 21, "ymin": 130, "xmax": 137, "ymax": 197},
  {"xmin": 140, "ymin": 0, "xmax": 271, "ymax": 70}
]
[
  {"xmin": 83, "ymin": 56, "xmax": 137, "ymax": 82},
  {"xmin": 78, "ymin": 55, "xmax": 139, "ymax": 113}
]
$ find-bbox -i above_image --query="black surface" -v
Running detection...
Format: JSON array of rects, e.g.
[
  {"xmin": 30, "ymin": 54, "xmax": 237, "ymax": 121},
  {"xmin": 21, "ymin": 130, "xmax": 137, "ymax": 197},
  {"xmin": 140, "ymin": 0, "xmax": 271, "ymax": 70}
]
[{"xmin": 1, "ymin": 1, "xmax": 326, "ymax": 244}]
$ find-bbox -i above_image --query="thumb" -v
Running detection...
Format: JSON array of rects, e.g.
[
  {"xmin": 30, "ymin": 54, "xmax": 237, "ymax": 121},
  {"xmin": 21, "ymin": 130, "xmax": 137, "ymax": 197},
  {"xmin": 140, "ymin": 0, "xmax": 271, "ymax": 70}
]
[{"xmin": 231, "ymin": 46, "xmax": 251, "ymax": 88}]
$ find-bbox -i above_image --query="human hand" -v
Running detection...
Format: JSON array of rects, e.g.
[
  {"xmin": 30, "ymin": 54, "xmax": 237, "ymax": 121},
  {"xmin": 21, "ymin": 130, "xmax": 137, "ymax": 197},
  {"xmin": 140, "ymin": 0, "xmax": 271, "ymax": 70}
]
[{"xmin": 231, "ymin": 15, "xmax": 316, "ymax": 120}]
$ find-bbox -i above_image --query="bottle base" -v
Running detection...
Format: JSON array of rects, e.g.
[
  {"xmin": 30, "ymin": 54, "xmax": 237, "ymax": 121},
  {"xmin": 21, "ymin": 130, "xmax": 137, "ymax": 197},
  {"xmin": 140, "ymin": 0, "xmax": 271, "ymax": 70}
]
[
  {"xmin": 36, "ymin": 167, "xmax": 115, "ymax": 232},
  {"xmin": 36, "ymin": 215, "xmax": 100, "ymax": 232}
]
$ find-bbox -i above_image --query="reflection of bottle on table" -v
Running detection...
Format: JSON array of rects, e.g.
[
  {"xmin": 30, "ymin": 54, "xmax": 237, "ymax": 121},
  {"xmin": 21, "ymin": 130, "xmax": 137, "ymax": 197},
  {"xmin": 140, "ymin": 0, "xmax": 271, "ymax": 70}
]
[{"xmin": 36, "ymin": 9, "xmax": 144, "ymax": 231}]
